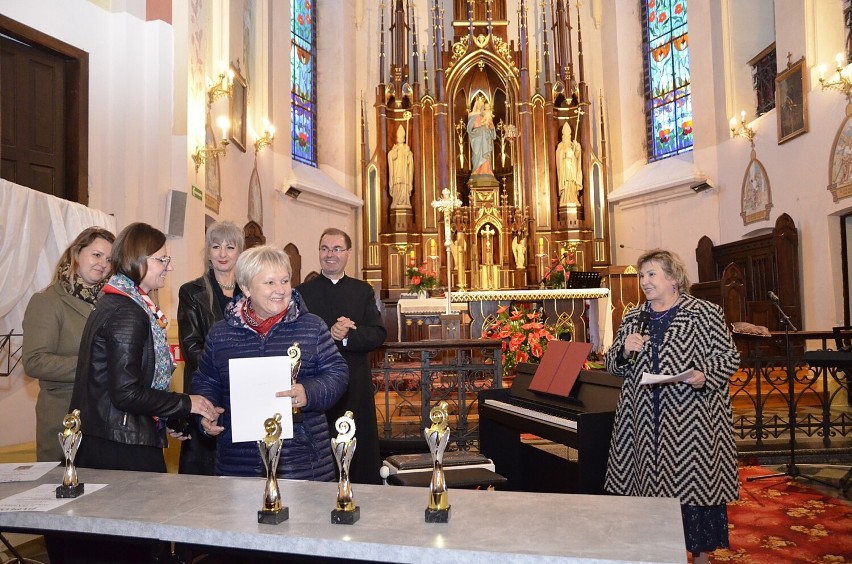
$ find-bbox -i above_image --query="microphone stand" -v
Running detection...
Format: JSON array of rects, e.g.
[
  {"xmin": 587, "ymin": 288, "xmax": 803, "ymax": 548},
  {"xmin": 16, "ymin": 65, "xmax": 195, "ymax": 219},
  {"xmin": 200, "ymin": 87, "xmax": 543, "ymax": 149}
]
[{"xmin": 747, "ymin": 295, "xmax": 834, "ymax": 488}]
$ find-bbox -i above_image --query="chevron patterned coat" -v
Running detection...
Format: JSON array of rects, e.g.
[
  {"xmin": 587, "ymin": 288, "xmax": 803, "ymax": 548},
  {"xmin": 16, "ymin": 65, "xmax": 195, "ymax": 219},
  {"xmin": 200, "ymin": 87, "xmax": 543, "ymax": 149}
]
[{"xmin": 604, "ymin": 294, "xmax": 740, "ymax": 506}]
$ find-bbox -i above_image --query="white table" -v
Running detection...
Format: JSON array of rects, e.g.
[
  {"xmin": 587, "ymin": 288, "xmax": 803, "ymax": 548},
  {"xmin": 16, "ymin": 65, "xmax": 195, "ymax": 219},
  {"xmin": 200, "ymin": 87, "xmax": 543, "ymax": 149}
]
[{"xmin": 0, "ymin": 467, "xmax": 686, "ymax": 563}]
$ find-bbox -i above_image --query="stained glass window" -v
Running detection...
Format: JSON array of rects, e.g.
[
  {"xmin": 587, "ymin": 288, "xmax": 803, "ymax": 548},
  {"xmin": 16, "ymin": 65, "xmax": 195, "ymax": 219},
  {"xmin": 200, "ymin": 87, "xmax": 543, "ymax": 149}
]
[
  {"xmin": 291, "ymin": 0, "xmax": 316, "ymax": 166},
  {"xmin": 642, "ymin": 0, "xmax": 692, "ymax": 161}
]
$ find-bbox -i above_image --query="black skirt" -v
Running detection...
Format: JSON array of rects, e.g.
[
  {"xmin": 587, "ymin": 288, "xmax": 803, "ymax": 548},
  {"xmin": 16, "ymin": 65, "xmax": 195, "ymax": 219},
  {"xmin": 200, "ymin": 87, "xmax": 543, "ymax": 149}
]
[
  {"xmin": 76, "ymin": 433, "xmax": 166, "ymax": 473},
  {"xmin": 681, "ymin": 503, "xmax": 729, "ymax": 554}
]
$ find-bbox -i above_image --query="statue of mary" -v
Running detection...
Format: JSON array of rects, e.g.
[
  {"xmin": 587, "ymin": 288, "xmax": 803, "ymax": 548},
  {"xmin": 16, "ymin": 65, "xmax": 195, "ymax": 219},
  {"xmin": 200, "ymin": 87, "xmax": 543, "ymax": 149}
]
[{"xmin": 467, "ymin": 97, "xmax": 496, "ymax": 177}]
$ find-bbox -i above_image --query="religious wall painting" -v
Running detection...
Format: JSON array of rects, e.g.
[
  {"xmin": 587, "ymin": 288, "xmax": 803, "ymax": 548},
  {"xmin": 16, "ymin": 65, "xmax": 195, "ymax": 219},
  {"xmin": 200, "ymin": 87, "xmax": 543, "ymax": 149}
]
[
  {"xmin": 248, "ymin": 159, "xmax": 263, "ymax": 226},
  {"xmin": 740, "ymin": 155, "xmax": 772, "ymax": 225},
  {"xmin": 827, "ymin": 109, "xmax": 852, "ymax": 202},
  {"xmin": 776, "ymin": 57, "xmax": 808, "ymax": 144},
  {"xmin": 189, "ymin": 0, "xmax": 205, "ymax": 105},
  {"xmin": 204, "ymin": 117, "xmax": 221, "ymax": 214},
  {"xmin": 230, "ymin": 65, "xmax": 248, "ymax": 152},
  {"xmin": 242, "ymin": 1, "xmax": 254, "ymax": 96}
]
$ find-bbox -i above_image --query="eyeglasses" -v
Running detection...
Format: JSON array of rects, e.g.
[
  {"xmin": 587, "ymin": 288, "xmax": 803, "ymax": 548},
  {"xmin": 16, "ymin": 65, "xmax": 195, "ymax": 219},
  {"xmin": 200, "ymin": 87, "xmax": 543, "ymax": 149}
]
[
  {"xmin": 319, "ymin": 246, "xmax": 350, "ymax": 255},
  {"xmin": 148, "ymin": 256, "xmax": 172, "ymax": 267}
]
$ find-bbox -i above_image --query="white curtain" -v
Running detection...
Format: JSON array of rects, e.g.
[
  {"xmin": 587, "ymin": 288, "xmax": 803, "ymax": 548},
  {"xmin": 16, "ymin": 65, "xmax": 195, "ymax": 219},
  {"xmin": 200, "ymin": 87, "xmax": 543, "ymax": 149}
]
[
  {"xmin": 0, "ymin": 179, "xmax": 116, "ymax": 335},
  {"xmin": 0, "ymin": 179, "xmax": 116, "ymax": 447}
]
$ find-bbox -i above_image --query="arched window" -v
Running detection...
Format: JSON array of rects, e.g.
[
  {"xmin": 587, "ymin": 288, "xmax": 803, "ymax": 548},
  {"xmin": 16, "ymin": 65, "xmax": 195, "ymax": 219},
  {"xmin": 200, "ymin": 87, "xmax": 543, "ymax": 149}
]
[
  {"xmin": 291, "ymin": 0, "xmax": 317, "ymax": 165},
  {"xmin": 642, "ymin": 0, "xmax": 692, "ymax": 161}
]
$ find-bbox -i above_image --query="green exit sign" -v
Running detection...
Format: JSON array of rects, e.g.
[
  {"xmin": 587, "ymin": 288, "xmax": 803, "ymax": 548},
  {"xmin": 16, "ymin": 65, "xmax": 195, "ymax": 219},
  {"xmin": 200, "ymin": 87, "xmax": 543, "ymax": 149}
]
[{"xmin": 191, "ymin": 185, "xmax": 203, "ymax": 201}]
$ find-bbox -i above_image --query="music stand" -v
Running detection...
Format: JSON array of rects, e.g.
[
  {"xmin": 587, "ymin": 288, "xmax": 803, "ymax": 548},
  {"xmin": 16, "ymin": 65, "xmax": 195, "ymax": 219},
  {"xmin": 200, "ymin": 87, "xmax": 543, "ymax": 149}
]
[{"xmin": 747, "ymin": 294, "xmax": 836, "ymax": 489}]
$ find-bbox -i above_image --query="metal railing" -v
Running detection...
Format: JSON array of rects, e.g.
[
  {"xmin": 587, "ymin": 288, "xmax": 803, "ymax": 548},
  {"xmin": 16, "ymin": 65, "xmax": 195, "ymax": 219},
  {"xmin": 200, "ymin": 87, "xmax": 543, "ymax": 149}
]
[
  {"xmin": 731, "ymin": 333, "xmax": 851, "ymax": 455},
  {"xmin": 0, "ymin": 330, "xmax": 23, "ymax": 377},
  {"xmin": 371, "ymin": 340, "xmax": 503, "ymax": 452}
]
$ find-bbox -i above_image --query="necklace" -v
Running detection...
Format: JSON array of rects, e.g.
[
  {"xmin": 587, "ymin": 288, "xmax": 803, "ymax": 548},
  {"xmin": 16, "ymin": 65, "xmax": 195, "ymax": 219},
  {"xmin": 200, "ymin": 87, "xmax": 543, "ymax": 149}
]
[
  {"xmin": 218, "ymin": 281, "xmax": 236, "ymax": 291},
  {"xmin": 649, "ymin": 295, "xmax": 679, "ymax": 320},
  {"xmin": 649, "ymin": 307, "xmax": 675, "ymax": 321}
]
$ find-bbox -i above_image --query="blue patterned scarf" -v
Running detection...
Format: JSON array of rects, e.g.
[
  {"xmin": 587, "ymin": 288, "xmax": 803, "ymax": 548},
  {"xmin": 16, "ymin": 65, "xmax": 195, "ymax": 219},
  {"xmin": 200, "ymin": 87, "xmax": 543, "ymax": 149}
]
[{"xmin": 103, "ymin": 274, "xmax": 174, "ymax": 391}]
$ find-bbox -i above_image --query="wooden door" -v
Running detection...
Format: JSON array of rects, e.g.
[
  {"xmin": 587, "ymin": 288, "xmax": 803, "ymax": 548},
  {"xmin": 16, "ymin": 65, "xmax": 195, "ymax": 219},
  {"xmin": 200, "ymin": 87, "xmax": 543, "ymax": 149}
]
[
  {"xmin": 1, "ymin": 34, "xmax": 66, "ymax": 197},
  {"xmin": 0, "ymin": 14, "xmax": 88, "ymax": 204}
]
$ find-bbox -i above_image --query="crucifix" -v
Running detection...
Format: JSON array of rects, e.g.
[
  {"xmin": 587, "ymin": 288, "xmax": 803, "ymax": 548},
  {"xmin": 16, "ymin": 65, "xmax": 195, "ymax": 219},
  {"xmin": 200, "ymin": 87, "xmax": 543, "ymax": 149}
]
[
  {"xmin": 481, "ymin": 224, "xmax": 496, "ymax": 266},
  {"xmin": 431, "ymin": 188, "xmax": 462, "ymax": 314}
]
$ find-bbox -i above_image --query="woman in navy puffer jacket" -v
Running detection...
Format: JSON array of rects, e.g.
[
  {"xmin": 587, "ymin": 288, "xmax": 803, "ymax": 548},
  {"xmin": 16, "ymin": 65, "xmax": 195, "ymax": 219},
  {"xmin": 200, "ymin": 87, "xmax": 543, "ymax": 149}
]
[{"xmin": 192, "ymin": 245, "xmax": 348, "ymax": 479}]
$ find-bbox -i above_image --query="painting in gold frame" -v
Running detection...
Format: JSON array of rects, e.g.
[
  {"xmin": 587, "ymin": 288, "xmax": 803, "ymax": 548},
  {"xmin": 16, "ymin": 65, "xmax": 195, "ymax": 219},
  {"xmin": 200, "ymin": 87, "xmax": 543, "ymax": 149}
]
[
  {"xmin": 230, "ymin": 66, "xmax": 247, "ymax": 152},
  {"xmin": 775, "ymin": 57, "xmax": 808, "ymax": 144}
]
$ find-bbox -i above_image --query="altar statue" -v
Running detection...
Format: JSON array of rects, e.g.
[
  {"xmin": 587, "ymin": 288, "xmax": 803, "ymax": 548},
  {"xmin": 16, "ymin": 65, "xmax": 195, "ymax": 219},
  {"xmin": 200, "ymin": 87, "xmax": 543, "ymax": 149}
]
[
  {"xmin": 556, "ymin": 122, "xmax": 583, "ymax": 206},
  {"xmin": 388, "ymin": 124, "xmax": 414, "ymax": 209},
  {"xmin": 467, "ymin": 98, "xmax": 496, "ymax": 176},
  {"xmin": 449, "ymin": 231, "xmax": 467, "ymax": 288},
  {"xmin": 512, "ymin": 235, "xmax": 527, "ymax": 269}
]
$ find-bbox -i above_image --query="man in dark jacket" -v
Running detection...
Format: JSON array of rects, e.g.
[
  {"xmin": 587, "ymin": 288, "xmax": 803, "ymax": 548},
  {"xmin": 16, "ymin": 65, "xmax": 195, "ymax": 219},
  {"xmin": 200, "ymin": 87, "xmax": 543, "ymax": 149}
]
[{"xmin": 298, "ymin": 228, "xmax": 387, "ymax": 484}]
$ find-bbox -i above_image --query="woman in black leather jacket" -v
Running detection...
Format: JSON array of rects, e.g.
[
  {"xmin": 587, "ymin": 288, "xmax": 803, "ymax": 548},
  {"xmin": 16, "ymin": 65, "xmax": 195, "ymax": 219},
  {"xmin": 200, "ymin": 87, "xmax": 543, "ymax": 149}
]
[
  {"xmin": 70, "ymin": 223, "xmax": 219, "ymax": 472},
  {"xmin": 176, "ymin": 220, "xmax": 244, "ymax": 475}
]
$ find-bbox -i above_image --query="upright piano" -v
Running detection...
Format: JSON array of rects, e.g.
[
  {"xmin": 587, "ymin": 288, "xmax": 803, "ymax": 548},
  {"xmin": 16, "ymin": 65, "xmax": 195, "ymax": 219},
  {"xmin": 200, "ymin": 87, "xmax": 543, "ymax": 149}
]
[{"xmin": 478, "ymin": 362, "xmax": 622, "ymax": 494}]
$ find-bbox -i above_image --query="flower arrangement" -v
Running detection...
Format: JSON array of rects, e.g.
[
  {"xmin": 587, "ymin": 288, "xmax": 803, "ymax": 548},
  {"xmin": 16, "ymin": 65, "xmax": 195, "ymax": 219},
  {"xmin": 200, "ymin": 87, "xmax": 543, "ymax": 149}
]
[
  {"xmin": 483, "ymin": 305, "xmax": 563, "ymax": 373},
  {"xmin": 406, "ymin": 260, "xmax": 438, "ymax": 295},
  {"xmin": 541, "ymin": 251, "xmax": 576, "ymax": 288}
]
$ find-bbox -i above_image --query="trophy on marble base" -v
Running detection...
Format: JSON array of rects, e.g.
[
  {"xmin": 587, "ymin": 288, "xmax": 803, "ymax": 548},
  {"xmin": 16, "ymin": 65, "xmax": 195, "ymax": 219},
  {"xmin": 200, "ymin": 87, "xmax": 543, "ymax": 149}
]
[
  {"xmin": 257, "ymin": 413, "xmax": 289, "ymax": 524},
  {"xmin": 288, "ymin": 343, "xmax": 303, "ymax": 423},
  {"xmin": 330, "ymin": 410, "xmax": 360, "ymax": 524},
  {"xmin": 423, "ymin": 401, "xmax": 451, "ymax": 523},
  {"xmin": 56, "ymin": 409, "xmax": 84, "ymax": 498}
]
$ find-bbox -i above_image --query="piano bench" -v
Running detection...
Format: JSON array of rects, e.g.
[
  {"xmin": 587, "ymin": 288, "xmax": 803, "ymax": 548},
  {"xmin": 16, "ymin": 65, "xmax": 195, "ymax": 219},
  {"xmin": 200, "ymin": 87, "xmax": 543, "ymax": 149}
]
[{"xmin": 385, "ymin": 467, "xmax": 508, "ymax": 490}]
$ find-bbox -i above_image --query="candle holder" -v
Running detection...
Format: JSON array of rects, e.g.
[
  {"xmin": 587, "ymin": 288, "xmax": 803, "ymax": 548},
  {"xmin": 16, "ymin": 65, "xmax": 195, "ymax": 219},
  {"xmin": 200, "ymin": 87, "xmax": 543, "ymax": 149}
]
[{"xmin": 818, "ymin": 54, "xmax": 852, "ymax": 100}]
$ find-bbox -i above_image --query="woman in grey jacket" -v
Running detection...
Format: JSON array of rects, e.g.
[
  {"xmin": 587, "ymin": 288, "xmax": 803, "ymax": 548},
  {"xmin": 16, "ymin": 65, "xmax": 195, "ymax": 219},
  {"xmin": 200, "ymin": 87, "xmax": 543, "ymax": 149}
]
[{"xmin": 23, "ymin": 226, "xmax": 114, "ymax": 462}]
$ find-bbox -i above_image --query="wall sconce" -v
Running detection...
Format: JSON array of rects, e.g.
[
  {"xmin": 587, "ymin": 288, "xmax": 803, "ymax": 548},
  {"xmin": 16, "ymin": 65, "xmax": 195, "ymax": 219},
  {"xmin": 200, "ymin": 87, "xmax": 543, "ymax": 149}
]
[
  {"xmin": 818, "ymin": 52, "xmax": 852, "ymax": 100},
  {"xmin": 254, "ymin": 121, "xmax": 276, "ymax": 153},
  {"xmin": 192, "ymin": 116, "xmax": 230, "ymax": 172},
  {"xmin": 208, "ymin": 67, "xmax": 235, "ymax": 106},
  {"xmin": 729, "ymin": 110, "xmax": 756, "ymax": 144}
]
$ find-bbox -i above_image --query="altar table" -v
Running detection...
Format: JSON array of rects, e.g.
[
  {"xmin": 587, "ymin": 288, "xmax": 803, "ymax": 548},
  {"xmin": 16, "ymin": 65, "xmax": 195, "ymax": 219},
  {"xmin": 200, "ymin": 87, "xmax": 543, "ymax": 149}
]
[
  {"xmin": 452, "ymin": 288, "xmax": 613, "ymax": 351},
  {"xmin": 0, "ymin": 467, "xmax": 686, "ymax": 563}
]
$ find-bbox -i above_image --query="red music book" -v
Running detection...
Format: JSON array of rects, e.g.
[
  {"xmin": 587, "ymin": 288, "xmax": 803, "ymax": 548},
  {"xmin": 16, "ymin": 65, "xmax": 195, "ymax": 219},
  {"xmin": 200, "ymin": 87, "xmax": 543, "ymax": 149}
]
[{"xmin": 528, "ymin": 340, "xmax": 592, "ymax": 397}]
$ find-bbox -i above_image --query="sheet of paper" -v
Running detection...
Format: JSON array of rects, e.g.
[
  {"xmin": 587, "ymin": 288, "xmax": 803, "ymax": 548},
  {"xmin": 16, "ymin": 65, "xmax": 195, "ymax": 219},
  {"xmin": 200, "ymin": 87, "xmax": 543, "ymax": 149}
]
[
  {"xmin": 639, "ymin": 368, "xmax": 694, "ymax": 386},
  {"xmin": 0, "ymin": 483, "xmax": 107, "ymax": 512},
  {"xmin": 0, "ymin": 462, "xmax": 59, "ymax": 483},
  {"xmin": 229, "ymin": 356, "xmax": 293, "ymax": 443}
]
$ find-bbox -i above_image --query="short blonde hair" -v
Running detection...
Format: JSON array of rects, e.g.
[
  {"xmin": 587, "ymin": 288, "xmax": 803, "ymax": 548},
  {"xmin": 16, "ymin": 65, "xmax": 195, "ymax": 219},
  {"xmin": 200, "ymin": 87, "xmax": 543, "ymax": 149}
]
[
  {"xmin": 235, "ymin": 245, "xmax": 292, "ymax": 290},
  {"xmin": 637, "ymin": 249, "xmax": 691, "ymax": 295}
]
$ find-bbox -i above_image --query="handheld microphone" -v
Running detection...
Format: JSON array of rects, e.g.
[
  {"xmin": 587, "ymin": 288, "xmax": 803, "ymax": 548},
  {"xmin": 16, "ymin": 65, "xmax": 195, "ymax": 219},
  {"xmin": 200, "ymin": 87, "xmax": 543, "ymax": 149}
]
[
  {"xmin": 768, "ymin": 291, "xmax": 780, "ymax": 303},
  {"xmin": 628, "ymin": 311, "xmax": 650, "ymax": 365}
]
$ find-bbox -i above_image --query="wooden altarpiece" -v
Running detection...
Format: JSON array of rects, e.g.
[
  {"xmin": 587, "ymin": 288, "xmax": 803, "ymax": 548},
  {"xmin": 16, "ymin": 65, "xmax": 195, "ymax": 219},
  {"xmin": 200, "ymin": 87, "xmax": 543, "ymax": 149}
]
[{"xmin": 360, "ymin": 0, "xmax": 613, "ymax": 299}]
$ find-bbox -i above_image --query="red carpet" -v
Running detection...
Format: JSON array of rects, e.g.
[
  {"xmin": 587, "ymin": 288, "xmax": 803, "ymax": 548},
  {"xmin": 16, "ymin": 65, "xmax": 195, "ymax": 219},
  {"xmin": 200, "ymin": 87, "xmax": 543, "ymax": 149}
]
[{"xmin": 712, "ymin": 466, "xmax": 852, "ymax": 562}]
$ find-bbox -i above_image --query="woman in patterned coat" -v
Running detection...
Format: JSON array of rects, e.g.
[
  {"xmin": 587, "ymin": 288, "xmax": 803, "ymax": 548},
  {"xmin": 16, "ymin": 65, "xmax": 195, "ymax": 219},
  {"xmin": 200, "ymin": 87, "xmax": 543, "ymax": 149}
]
[
  {"xmin": 604, "ymin": 249, "xmax": 740, "ymax": 564},
  {"xmin": 193, "ymin": 245, "xmax": 348, "ymax": 479}
]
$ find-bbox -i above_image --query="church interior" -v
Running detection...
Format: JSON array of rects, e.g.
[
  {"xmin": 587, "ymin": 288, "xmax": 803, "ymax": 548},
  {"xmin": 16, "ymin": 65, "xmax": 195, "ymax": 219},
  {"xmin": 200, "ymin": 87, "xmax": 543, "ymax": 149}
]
[{"xmin": 1, "ymin": 0, "xmax": 852, "ymax": 561}]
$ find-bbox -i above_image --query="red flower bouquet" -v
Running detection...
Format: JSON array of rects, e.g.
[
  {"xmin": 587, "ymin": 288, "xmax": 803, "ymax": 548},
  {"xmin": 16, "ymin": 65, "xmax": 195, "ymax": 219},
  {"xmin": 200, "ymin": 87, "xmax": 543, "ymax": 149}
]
[{"xmin": 483, "ymin": 305, "xmax": 563, "ymax": 373}]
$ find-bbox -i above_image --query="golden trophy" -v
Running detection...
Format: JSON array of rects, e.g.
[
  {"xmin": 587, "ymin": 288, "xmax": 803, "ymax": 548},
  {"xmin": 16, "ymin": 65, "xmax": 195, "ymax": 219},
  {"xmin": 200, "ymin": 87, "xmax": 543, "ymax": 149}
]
[
  {"xmin": 257, "ymin": 413, "xmax": 288, "ymax": 524},
  {"xmin": 330, "ymin": 410, "xmax": 360, "ymax": 524},
  {"xmin": 423, "ymin": 401, "xmax": 451, "ymax": 522},
  {"xmin": 56, "ymin": 409, "xmax": 84, "ymax": 498},
  {"xmin": 288, "ymin": 343, "xmax": 303, "ymax": 423}
]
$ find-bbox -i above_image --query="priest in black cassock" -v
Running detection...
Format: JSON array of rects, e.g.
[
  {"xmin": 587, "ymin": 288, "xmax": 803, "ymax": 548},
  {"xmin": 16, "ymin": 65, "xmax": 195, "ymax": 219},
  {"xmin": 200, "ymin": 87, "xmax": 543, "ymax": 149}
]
[{"xmin": 298, "ymin": 228, "xmax": 387, "ymax": 484}]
